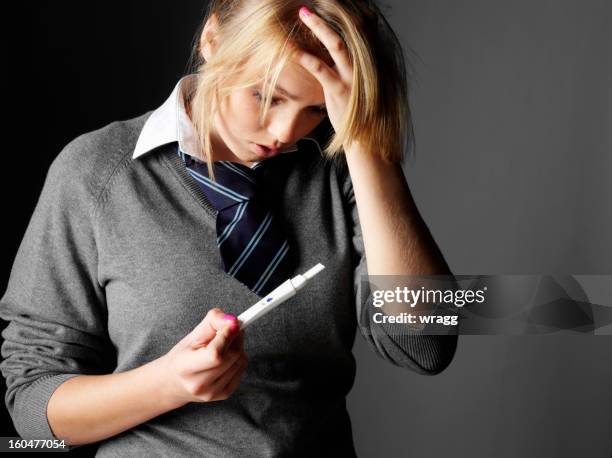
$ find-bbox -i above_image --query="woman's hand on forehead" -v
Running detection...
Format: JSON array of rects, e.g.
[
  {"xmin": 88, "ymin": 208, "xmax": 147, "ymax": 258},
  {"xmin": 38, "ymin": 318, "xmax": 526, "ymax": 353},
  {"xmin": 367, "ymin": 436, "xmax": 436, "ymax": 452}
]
[{"xmin": 291, "ymin": 6, "xmax": 353, "ymax": 144}]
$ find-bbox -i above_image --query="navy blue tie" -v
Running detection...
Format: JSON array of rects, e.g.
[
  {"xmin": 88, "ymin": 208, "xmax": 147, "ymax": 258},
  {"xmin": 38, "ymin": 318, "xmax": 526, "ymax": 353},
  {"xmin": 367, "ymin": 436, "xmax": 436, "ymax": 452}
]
[{"xmin": 176, "ymin": 144, "xmax": 295, "ymax": 297}]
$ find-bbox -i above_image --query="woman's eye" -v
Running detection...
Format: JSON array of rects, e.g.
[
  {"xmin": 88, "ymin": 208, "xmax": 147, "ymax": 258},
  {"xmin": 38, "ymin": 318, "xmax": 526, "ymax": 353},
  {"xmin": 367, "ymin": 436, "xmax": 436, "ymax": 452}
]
[
  {"xmin": 253, "ymin": 91, "xmax": 280, "ymax": 106},
  {"xmin": 253, "ymin": 90, "xmax": 326, "ymax": 115}
]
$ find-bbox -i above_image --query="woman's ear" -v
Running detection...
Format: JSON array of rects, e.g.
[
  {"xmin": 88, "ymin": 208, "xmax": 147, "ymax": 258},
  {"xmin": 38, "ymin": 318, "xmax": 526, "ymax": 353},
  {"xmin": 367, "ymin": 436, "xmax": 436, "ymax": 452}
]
[{"xmin": 199, "ymin": 13, "xmax": 219, "ymax": 62}]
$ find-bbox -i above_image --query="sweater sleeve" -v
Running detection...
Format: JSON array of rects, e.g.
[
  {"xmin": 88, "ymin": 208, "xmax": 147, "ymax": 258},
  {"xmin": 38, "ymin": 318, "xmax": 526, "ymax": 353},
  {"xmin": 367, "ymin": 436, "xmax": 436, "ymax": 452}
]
[
  {"xmin": 341, "ymin": 162, "xmax": 458, "ymax": 375},
  {"xmin": 0, "ymin": 138, "xmax": 116, "ymax": 440}
]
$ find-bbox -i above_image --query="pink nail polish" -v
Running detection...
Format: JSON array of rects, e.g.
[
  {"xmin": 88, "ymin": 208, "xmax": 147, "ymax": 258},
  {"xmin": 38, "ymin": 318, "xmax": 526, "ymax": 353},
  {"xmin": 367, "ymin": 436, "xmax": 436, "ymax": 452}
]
[
  {"xmin": 222, "ymin": 313, "xmax": 237, "ymax": 321},
  {"xmin": 299, "ymin": 6, "xmax": 312, "ymax": 17}
]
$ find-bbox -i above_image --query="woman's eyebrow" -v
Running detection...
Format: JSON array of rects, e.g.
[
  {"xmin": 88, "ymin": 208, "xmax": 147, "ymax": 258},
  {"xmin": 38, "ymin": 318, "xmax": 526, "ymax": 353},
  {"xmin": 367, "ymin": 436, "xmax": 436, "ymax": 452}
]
[{"xmin": 274, "ymin": 84, "xmax": 298, "ymax": 100}]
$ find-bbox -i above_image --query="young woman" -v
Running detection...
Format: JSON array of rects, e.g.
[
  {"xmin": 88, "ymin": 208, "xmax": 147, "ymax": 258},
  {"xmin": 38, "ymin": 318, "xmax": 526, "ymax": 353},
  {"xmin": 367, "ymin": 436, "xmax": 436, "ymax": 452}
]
[{"xmin": 0, "ymin": 1, "xmax": 457, "ymax": 456}]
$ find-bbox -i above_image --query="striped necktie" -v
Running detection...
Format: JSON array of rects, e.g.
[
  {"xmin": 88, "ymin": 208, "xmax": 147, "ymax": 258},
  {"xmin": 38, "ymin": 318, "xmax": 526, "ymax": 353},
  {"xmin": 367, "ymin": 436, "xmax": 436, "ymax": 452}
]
[{"xmin": 177, "ymin": 144, "xmax": 295, "ymax": 297}]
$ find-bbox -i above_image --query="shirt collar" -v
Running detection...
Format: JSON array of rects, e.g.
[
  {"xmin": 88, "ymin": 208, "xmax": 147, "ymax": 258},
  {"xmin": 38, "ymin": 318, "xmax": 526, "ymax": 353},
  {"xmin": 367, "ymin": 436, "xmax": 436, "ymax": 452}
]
[
  {"xmin": 132, "ymin": 74, "xmax": 300, "ymax": 165},
  {"xmin": 133, "ymin": 74, "xmax": 200, "ymax": 161}
]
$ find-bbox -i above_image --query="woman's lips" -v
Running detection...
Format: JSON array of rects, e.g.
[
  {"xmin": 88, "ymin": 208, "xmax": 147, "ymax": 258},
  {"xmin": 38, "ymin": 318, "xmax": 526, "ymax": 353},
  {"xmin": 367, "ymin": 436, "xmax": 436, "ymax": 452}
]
[{"xmin": 252, "ymin": 143, "xmax": 280, "ymax": 157}]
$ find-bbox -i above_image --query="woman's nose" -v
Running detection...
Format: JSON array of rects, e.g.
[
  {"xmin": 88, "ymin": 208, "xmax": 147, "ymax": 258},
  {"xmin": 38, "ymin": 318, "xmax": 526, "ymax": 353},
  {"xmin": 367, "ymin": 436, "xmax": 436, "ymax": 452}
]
[{"xmin": 268, "ymin": 115, "xmax": 299, "ymax": 145}]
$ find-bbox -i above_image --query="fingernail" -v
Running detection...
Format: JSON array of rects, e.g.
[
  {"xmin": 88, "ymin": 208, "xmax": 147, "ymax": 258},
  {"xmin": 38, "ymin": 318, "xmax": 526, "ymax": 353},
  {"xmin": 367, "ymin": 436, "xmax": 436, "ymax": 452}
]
[
  {"xmin": 223, "ymin": 313, "xmax": 237, "ymax": 321},
  {"xmin": 299, "ymin": 6, "xmax": 312, "ymax": 17},
  {"xmin": 228, "ymin": 322, "xmax": 239, "ymax": 333}
]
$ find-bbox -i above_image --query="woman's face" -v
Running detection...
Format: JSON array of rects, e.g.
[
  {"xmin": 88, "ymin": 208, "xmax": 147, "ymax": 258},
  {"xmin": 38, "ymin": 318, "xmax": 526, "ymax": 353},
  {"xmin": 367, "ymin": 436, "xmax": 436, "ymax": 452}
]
[{"xmin": 208, "ymin": 60, "xmax": 328, "ymax": 167}]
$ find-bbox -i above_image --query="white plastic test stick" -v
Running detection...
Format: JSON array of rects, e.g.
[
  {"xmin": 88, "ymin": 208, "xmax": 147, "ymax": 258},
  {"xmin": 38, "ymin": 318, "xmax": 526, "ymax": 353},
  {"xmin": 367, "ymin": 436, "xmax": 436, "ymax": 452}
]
[{"xmin": 237, "ymin": 263, "xmax": 325, "ymax": 330}]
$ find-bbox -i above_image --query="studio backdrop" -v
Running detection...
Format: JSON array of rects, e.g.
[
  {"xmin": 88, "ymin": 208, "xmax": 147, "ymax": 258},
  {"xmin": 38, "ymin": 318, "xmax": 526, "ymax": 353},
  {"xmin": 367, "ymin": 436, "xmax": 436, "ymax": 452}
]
[{"xmin": 1, "ymin": 1, "xmax": 610, "ymax": 457}]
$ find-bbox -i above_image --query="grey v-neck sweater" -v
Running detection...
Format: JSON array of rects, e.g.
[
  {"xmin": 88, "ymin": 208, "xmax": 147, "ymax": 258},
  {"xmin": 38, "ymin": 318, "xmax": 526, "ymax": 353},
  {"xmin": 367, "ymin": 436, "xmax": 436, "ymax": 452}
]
[{"xmin": 0, "ymin": 110, "xmax": 457, "ymax": 457}]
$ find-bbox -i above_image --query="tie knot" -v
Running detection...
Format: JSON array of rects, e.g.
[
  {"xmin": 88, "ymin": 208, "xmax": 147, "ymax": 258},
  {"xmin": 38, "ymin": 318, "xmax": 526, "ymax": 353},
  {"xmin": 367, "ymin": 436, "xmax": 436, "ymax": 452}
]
[
  {"xmin": 218, "ymin": 160, "xmax": 264, "ymax": 184},
  {"xmin": 185, "ymin": 159, "xmax": 267, "ymax": 211},
  {"xmin": 214, "ymin": 161, "xmax": 265, "ymax": 195}
]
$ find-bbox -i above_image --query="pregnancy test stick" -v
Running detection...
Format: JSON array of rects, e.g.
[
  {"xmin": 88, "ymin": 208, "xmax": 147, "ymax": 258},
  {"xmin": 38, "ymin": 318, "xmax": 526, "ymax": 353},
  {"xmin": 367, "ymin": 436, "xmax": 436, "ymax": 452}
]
[{"xmin": 237, "ymin": 263, "xmax": 325, "ymax": 330}]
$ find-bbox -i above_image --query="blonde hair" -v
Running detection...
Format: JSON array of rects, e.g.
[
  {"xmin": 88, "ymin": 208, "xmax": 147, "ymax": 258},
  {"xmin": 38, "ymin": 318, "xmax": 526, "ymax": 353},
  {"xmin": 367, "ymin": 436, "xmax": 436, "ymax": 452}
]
[{"xmin": 186, "ymin": 0, "xmax": 415, "ymax": 181}]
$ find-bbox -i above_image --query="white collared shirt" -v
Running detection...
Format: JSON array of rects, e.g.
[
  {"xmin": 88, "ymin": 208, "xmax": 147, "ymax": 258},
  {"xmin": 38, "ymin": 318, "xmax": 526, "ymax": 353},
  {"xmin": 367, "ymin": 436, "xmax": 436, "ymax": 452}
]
[{"xmin": 132, "ymin": 74, "xmax": 298, "ymax": 167}]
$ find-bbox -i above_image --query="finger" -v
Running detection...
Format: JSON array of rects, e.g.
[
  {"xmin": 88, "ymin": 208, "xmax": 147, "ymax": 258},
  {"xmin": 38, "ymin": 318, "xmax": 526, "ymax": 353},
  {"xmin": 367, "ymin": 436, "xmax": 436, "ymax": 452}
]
[
  {"xmin": 292, "ymin": 48, "xmax": 345, "ymax": 96},
  {"xmin": 229, "ymin": 329, "xmax": 245, "ymax": 353},
  {"xmin": 219, "ymin": 357, "xmax": 248, "ymax": 398},
  {"xmin": 223, "ymin": 321, "xmax": 244, "ymax": 351},
  {"xmin": 210, "ymin": 356, "xmax": 247, "ymax": 399},
  {"xmin": 190, "ymin": 349, "xmax": 242, "ymax": 390},
  {"xmin": 225, "ymin": 332, "xmax": 243, "ymax": 353},
  {"xmin": 200, "ymin": 347, "xmax": 242, "ymax": 380},
  {"xmin": 211, "ymin": 329, "xmax": 242, "ymax": 358},
  {"xmin": 204, "ymin": 320, "xmax": 240, "ymax": 357},
  {"xmin": 189, "ymin": 308, "xmax": 238, "ymax": 348},
  {"xmin": 189, "ymin": 329, "xmax": 240, "ymax": 373},
  {"xmin": 298, "ymin": 7, "xmax": 353, "ymax": 81}
]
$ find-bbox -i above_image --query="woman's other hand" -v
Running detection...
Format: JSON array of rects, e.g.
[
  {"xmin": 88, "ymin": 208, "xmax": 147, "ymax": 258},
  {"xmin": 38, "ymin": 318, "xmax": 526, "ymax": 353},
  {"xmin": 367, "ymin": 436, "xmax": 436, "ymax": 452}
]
[
  {"xmin": 160, "ymin": 308, "xmax": 248, "ymax": 405},
  {"xmin": 292, "ymin": 6, "xmax": 354, "ymax": 144}
]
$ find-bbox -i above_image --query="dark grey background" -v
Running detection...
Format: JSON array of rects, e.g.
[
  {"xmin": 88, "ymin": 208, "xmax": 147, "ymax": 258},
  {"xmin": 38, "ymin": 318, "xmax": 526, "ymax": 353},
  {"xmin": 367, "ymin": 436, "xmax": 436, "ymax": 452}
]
[
  {"xmin": 349, "ymin": 1, "xmax": 611, "ymax": 457},
  {"xmin": 1, "ymin": 1, "xmax": 610, "ymax": 457}
]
